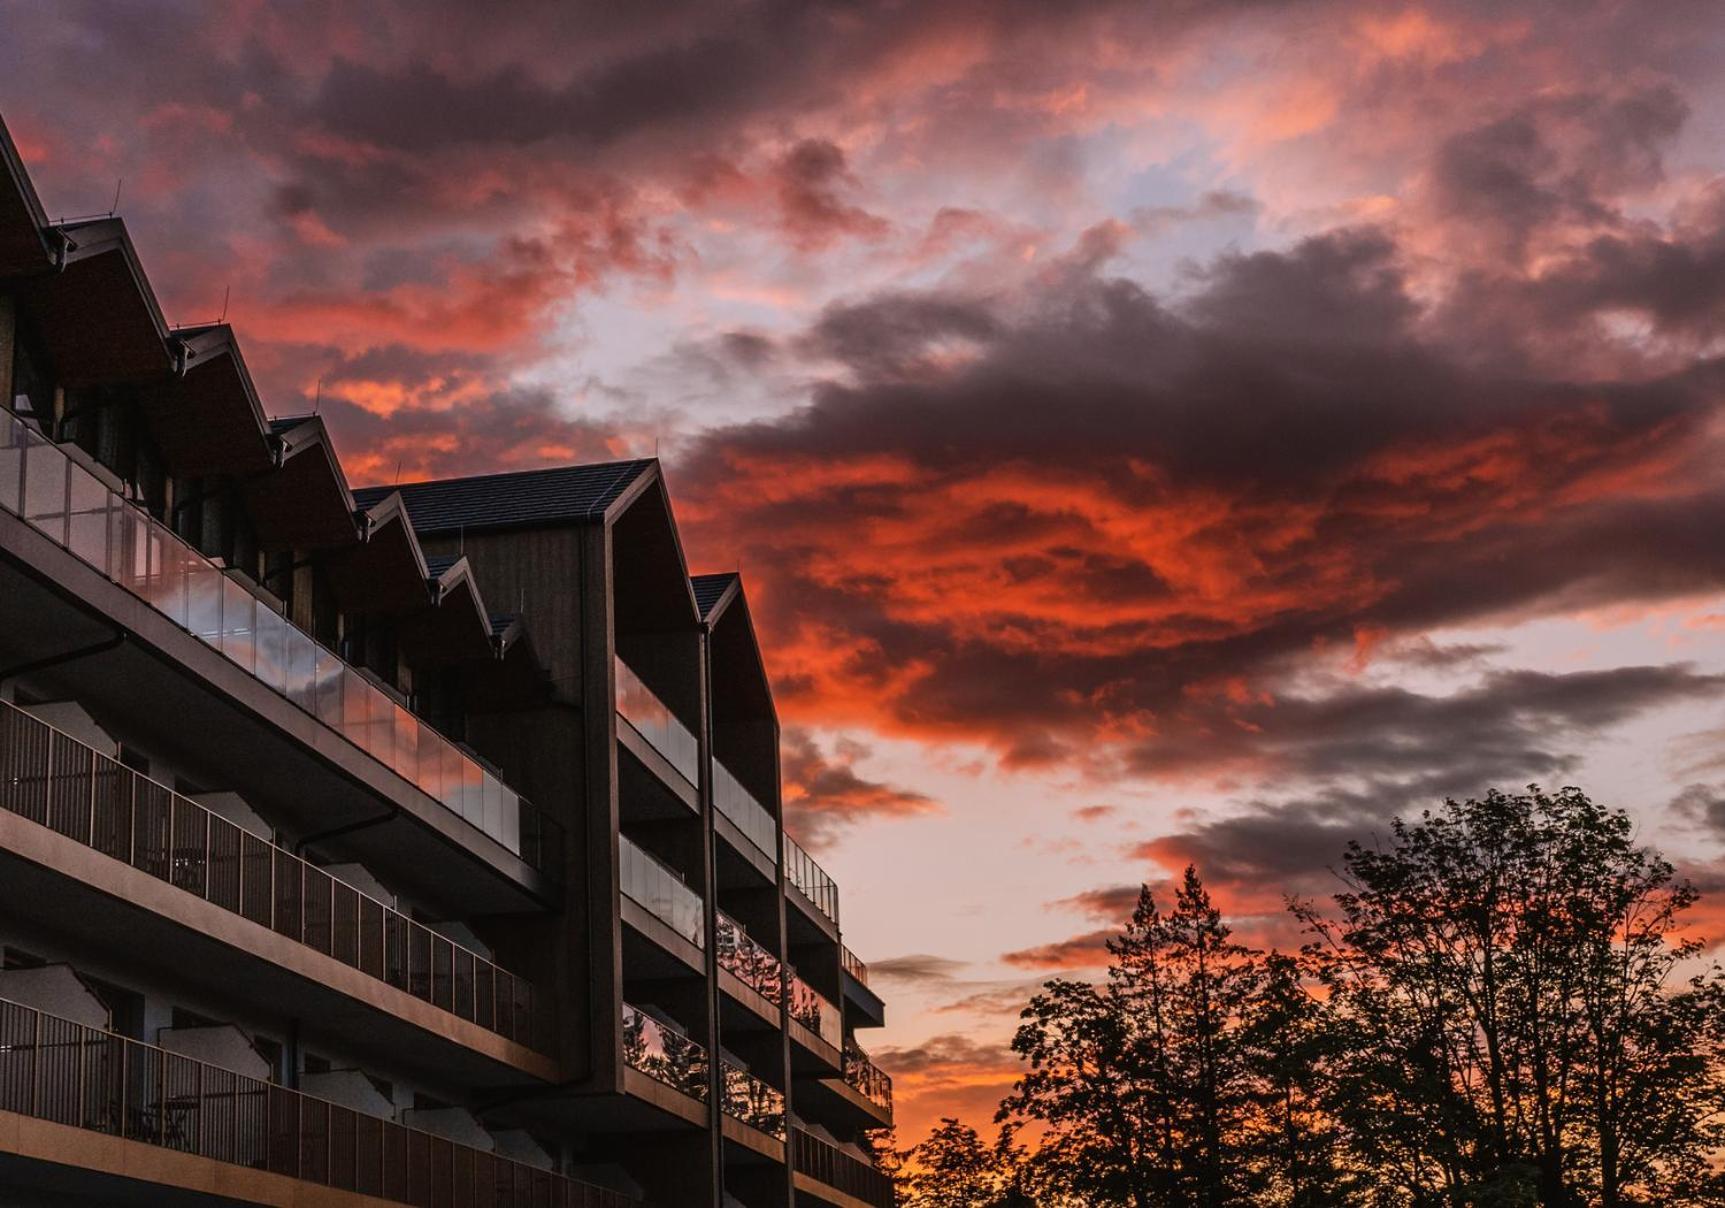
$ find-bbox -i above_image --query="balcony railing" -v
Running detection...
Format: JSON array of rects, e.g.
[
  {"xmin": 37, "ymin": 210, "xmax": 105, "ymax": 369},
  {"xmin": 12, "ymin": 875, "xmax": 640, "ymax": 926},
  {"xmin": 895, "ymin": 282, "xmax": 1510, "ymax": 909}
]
[
  {"xmin": 621, "ymin": 1003, "xmax": 708, "ymax": 1101},
  {"xmin": 720, "ymin": 1061, "xmax": 786, "ymax": 1141},
  {"xmin": 844, "ymin": 1042, "xmax": 894, "ymax": 1115},
  {"xmin": 0, "ymin": 699, "xmax": 543, "ymax": 1048},
  {"xmin": 784, "ymin": 835, "xmax": 838, "ymax": 926},
  {"xmin": 711, "ymin": 760, "xmax": 777, "ymax": 864},
  {"xmin": 786, "ymin": 973, "xmax": 843, "ymax": 1051},
  {"xmin": 618, "ymin": 835, "xmax": 705, "ymax": 949},
  {"xmin": 0, "ymin": 997, "xmax": 637, "ymax": 1208},
  {"xmin": 0, "ymin": 412, "xmax": 560, "ymax": 873},
  {"xmin": 613, "ymin": 657, "xmax": 699, "ymax": 787},
  {"xmin": 841, "ymin": 946, "xmax": 870, "ymax": 986},
  {"xmin": 792, "ymin": 1129, "xmax": 896, "ymax": 1207},
  {"xmin": 715, "ymin": 912, "xmax": 783, "ymax": 1002}
]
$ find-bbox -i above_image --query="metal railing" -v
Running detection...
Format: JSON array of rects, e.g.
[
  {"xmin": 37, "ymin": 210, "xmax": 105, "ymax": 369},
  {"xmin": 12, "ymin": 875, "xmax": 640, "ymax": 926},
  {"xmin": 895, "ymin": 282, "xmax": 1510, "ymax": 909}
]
[
  {"xmin": 784, "ymin": 835, "xmax": 839, "ymax": 926},
  {"xmin": 715, "ymin": 913, "xmax": 783, "ymax": 1002},
  {"xmin": 786, "ymin": 973, "xmax": 843, "ymax": 1051},
  {"xmin": 618, "ymin": 835, "xmax": 704, "ymax": 949},
  {"xmin": 613, "ymin": 657, "xmax": 699, "ymax": 787},
  {"xmin": 792, "ymin": 1128, "xmax": 896, "ymax": 1207},
  {"xmin": 0, "ymin": 411, "xmax": 560, "ymax": 873},
  {"xmin": 0, "ymin": 699, "xmax": 543, "ymax": 1049},
  {"xmin": 719, "ymin": 1061, "xmax": 785, "ymax": 1141},
  {"xmin": 0, "ymin": 997, "xmax": 637, "ymax": 1208},
  {"xmin": 620, "ymin": 1004, "xmax": 708, "ymax": 1102},
  {"xmin": 711, "ymin": 760, "xmax": 777, "ymax": 863},
  {"xmin": 841, "ymin": 945, "xmax": 870, "ymax": 986},
  {"xmin": 843, "ymin": 1042, "xmax": 894, "ymax": 1115}
]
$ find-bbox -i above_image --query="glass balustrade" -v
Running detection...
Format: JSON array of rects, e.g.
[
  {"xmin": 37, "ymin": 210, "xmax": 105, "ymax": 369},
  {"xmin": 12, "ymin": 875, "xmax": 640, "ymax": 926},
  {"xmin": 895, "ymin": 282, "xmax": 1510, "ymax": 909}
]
[
  {"xmin": 715, "ymin": 912, "xmax": 783, "ymax": 1001},
  {"xmin": 843, "ymin": 1042, "xmax": 894, "ymax": 1115},
  {"xmin": 785, "ymin": 835, "xmax": 839, "ymax": 925},
  {"xmin": 621, "ymin": 1003, "xmax": 709, "ymax": 1101},
  {"xmin": 785, "ymin": 972, "xmax": 844, "ymax": 1050},
  {"xmin": 618, "ymin": 834, "xmax": 704, "ymax": 948},
  {"xmin": 720, "ymin": 1061, "xmax": 786, "ymax": 1140},
  {"xmin": 613, "ymin": 656, "xmax": 700, "ymax": 786},
  {"xmin": 711, "ymin": 759, "xmax": 777, "ymax": 862},
  {"xmin": 0, "ymin": 412, "xmax": 559, "ymax": 873}
]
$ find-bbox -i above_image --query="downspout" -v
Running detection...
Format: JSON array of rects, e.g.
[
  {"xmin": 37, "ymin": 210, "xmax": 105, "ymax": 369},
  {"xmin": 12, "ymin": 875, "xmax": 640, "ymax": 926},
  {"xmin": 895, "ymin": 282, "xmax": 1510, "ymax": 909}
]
[{"xmin": 0, "ymin": 628, "xmax": 125, "ymax": 692}]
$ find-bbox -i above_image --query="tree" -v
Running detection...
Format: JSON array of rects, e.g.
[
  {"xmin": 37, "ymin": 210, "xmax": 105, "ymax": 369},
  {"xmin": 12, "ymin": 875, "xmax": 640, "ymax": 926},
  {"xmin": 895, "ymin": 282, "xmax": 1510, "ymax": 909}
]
[
  {"xmin": 1237, "ymin": 951, "xmax": 1359, "ymax": 1206},
  {"xmin": 999, "ymin": 867, "xmax": 1261, "ymax": 1207},
  {"xmin": 1302, "ymin": 787, "xmax": 1725, "ymax": 1206},
  {"xmin": 898, "ymin": 1117, "xmax": 1030, "ymax": 1208}
]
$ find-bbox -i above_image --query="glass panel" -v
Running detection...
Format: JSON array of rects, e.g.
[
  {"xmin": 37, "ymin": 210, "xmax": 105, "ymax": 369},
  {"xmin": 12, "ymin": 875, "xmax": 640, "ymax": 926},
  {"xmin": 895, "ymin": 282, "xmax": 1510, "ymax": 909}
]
[
  {"xmin": 255, "ymin": 605, "xmax": 290, "ymax": 695},
  {"xmin": 314, "ymin": 646, "xmax": 345, "ymax": 728},
  {"xmin": 619, "ymin": 835, "xmax": 704, "ymax": 947},
  {"xmin": 111, "ymin": 506, "xmax": 151, "ymax": 595},
  {"xmin": 392, "ymin": 706, "xmax": 417, "ymax": 781},
  {"xmin": 21, "ymin": 429, "xmax": 67, "ymax": 544},
  {"xmin": 620, "ymin": 1003, "xmax": 708, "ymax": 1100},
  {"xmin": 283, "ymin": 628, "xmax": 318, "ymax": 712},
  {"xmin": 493, "ymin": 784, "xmax": 520, "ymax": 855},
  {"xmin": 65, "ymin": 461, "xmax": 111, "ymax": 571},
  {"xmin": 713, "ymin": 760, "xmax": 778, "ymax": 862},
  {"xmin": 415, "ymin": 719, "xmax": 443, "ymax": 802},
  {"xmin": 716, "ymin": 912, "xmax": 782, "ymax": 1001},
  {"xmin": 721, "ymin": 1061, "xmax": 786, "ymax": 1140},
  {"xmin": 340, "ymin": 669, "xmax": 369, "ymax": 751},
  {"xmin": 0, "ymin": 411, "xmax": 23, "ymax": 513},
  {"xmin": 187, "ymin": 558, "xmax": 224, "ymax": 646},
  {"xmin": 220, "ymin": 577, "xmax": 256, "ymax": 673},
  {"xmin": 149, "ymin": 528, "xmax": 192, "ymax": 628},
  {"xmin": 613, "ymin": 657, "xmax": 700, "ymax": 785}
]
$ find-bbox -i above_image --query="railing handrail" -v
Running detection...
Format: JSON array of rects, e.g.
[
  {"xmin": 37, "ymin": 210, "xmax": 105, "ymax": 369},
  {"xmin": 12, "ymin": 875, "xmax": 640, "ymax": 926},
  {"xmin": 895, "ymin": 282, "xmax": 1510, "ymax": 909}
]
[
  {"xmin": 841, "ymin": 945, "xmax": 869, "ymax": 986},
  {"xmin": 0, "ymin": 412, "xmax": 560, "ymax": 873},
  {"xmin": 714, "ymin": 911, "xmax": 784, "ymax": 1003},
  {"xmin": 843, "ymin": 1040, "xmax": 894, "ymax": 1114},
  {"xmin": 620, "ymin": 1002, "xmax": 709, "ymax": 1102},
  {"xmin": 791, "ymin": 1127, "xmax": 896, "ymax": 1207},
  {"xmin": 617, "ymin": 833, "xmax": 705, "ymax": 951},
  {"xmin": 783, "ymin": 834, "xmax": 839, "ymax": 925},
  {"xmin": 719, "ymin": 1058, "xmax": 786, "ymax": 1140},
  {"xmin": 0, "ymin": 698, "xmax": 543, "ymax": 1049},
  {"xmin": 612, "ymin": 656, "xmax": 700, "ymax": 787},
  {"xmin": 0, "ymin": 995, "xmax": 636, "ymax": 1207},
  {"xmin": 710, "ymin": 758, "xmax": 777, "ymax": 864}
]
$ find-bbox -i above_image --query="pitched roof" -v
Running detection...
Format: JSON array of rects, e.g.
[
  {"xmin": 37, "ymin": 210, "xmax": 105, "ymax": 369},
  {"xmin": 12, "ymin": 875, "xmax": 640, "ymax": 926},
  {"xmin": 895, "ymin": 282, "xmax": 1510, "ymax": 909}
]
[
  {"xmin": 352, "ymin": 460, "xmax": 655, "ymax": 535},
  {"xmin": 691, "ymin": 572, "xmax": 739, "ymax": 619}
]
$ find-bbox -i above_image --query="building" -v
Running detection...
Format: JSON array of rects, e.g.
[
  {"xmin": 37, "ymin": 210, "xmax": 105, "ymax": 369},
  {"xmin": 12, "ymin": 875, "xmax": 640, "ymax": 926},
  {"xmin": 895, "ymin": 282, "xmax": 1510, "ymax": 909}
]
[{"xmin": 0, "ymin": 110, "xmax": 894, "ymax": 1208}]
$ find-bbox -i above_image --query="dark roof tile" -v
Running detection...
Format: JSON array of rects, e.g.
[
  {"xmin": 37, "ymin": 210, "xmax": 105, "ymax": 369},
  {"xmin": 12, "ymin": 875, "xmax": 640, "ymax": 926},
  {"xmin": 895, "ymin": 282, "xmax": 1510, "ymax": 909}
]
[
  {"xmin": 353, "ymin": 460, "xmax": 654, "ymax": 535},
  {"xmin": 691, "ymin": 572, "xmax": 739, "ymax": 619}
]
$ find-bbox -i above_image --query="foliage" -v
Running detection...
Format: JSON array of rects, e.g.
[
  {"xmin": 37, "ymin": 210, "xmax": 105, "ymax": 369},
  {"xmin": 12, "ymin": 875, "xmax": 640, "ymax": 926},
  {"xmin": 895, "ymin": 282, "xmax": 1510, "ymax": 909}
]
[{"xmin": 900, "ymin": 787, "xmax": 1725, "ymax": 1207}]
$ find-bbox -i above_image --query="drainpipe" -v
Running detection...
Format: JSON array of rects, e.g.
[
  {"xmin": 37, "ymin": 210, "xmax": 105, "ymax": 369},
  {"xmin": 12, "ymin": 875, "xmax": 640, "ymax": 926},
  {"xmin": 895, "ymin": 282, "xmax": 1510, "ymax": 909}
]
[{"xmin": 0, "ymin": 628, "xmax": 125, "ymax": 692}]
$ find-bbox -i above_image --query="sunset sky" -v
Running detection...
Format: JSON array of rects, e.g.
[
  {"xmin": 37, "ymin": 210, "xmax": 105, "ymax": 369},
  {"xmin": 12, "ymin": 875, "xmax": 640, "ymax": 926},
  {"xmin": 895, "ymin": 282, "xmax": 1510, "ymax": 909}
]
[{"xmin": 8, "ymin": 0, "xmax": 1725, "ymax": 1143}]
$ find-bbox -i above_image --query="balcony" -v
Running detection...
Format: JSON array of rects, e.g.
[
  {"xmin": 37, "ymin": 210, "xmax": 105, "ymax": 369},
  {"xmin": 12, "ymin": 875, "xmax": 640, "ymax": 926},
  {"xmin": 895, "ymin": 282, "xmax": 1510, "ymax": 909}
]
[
  {"xmin": 712, "ymin": 759, "xmax": 776, "ymax": 865},
  {"xmin": 620, "ymin": 1003, "xmax": 708, "ymax": 1103},
  {"xmin": 844, "ymin": 1043, "xmax": 894, "ymax": 1116},
  {"xmin": 0, "ymin": 698, "xmax": 544, "ymax": 1050},
  {"xmin": 619, "ymin": 835, "xmax": 704, "ymax": 951},
  {"xmin": 792, "ymin": 1129, "xmax": 896, "ymax": 1208},
  {"xmin": 614, "ymin": 657, "xmax": 698, "ymax": 788},
  {"xmin": 786, "ymin": 973, "xmax": 843, "ymax": 1052},
  {"xmin": 715, "ymin": 912, "xmax": 783, "ymax": 1005},
  {"xmin": 841, "ymin": 945, "xmax": 886, "ymax": 1031},
  {"xmin": 719, "ymin": 1062, "xmax": 785, "ymax": 1142},
  {"xmin": 0, "ymin": 996, "xmax": 637, "ymax": 1208},
  {"xmin": 785, "ymin": 836, "xmax": 839, "ymax": 927},
  {"xmin": 0, "ymin": 412, "xmax": 559, "ymax": 873}
]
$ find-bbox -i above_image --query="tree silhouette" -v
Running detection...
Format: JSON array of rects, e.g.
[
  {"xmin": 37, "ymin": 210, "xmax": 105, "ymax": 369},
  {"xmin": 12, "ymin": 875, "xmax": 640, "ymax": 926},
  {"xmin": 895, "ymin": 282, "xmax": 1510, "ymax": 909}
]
[{"xmin": 897, "ymin": 787, "xmax": 1725, "ymax": 1207}]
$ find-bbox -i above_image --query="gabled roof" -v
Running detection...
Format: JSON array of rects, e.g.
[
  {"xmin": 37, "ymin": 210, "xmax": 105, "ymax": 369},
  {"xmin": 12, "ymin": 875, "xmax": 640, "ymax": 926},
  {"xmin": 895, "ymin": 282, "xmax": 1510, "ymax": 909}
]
[
  {"xmin": 692, "ymin": 572, "xmax": 740, "ymax": 621},
  {"xmin": 353, "ymin": 459, "xmax": 656, "ymax": 535},
  {"xmin": 139, "ymin": 324, "xmax": 273, "ymax": 476},
  {"xmin": 25, "ymin": 217, "xmax": 175, "ymax": 385},
  {"xmin": 245, "ymin": 415, "xmax": 361, "ymax": 550}
]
